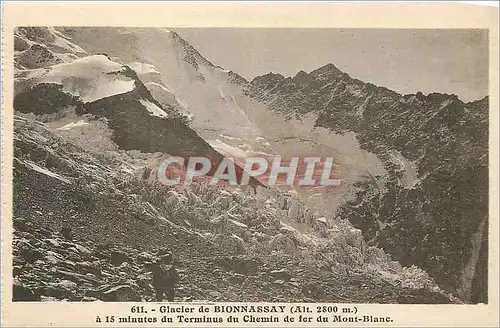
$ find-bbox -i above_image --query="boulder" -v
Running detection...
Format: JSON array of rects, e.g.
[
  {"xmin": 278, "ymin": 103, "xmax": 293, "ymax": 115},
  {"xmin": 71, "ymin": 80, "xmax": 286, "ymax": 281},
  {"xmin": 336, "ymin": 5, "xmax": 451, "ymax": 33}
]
[
  {"xmin": 39, "ymin": 226, "xmax": 54, "ymax": 237},
  {"xmin": 136, "ymin": 273, "xmax": 152, "ymax": 289},
  {"xmin": 230, "ymin": 234, "xmax": 245, "ymax": 252},
  {"xmin": 208, "ymin": 290, "xmax": 222, "ymax": 299},
  {"xmin": 269, "ymin": 268, "xmax": 291, "ymax": 280},
  {"xmin": 74, "ymin": 244, "xmax": 92, "ymax": 255},
  {"xmin": 287, "ymin": 200, "xmax": 302, "ymax": 222},
  {"xmin": 57, "ymin": 280, "xmax": 78, "ymax": 290}
]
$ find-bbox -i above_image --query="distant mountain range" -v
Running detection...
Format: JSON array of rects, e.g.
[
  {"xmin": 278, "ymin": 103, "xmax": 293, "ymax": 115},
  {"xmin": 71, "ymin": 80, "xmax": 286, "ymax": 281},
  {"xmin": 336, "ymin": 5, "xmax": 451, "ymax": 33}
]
[{"xmin": 245, "ymin": 61, "xmax": 488, "ymax": 303}]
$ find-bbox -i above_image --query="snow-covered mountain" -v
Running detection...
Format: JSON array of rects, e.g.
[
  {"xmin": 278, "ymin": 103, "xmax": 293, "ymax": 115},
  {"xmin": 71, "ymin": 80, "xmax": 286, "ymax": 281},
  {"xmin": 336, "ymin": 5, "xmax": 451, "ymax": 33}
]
[
  {"xmin": 14, "ymin": 27, "xmax": 267, "ymax": 192},
  {"xmin": 54, "ymin": 28, "xmax": 259, "ymax": 139}
]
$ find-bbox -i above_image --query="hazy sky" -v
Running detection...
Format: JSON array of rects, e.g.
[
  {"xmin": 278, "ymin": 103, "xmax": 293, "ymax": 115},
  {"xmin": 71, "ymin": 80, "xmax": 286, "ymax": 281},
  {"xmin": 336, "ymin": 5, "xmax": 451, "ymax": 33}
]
[{"xmin": 175, "ymin": 29, "xmax": 488, "ymax": 102}]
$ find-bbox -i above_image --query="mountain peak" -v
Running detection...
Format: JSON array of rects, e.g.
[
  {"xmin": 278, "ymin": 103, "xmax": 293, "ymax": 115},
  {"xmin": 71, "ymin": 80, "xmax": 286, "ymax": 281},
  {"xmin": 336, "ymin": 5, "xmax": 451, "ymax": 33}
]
[
  {"xmin": 293, "ymin": 70, "xmax": 320, "ymax": 88},
  {"xmin": 250, "ymin": 72, "xmax": 285, "ymax": 86},
  {"xmin": 310, "ymin": 63, "xmax": 344, "ymax": 81},
  {"xmin": 170, "ymin": 30, "xmax": 216, "ymax": 69}
]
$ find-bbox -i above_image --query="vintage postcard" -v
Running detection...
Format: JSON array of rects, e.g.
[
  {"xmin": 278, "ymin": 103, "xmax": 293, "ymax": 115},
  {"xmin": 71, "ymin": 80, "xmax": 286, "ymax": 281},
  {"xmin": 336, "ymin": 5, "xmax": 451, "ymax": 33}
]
[{"xmin": 1, "ymin": 2, "xmax": 499, "ymax": 327}]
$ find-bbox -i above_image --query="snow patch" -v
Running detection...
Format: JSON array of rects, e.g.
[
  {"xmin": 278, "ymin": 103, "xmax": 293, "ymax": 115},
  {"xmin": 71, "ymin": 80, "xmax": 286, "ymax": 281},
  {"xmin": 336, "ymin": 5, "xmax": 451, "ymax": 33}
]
[
  {"xmin": 145, "ymin": 81, "xmax": 174, "ymax": 94},
  {"xmin": 220, "ymin": 134, "xmax": 241, "ymax": 141},
  {"xmin": 208, "ymin": 139, "xmax": 247, "ymax": 158},
  {"xmin": 56, "ymin": 120, "xmax": 89, "ymax": 131},
  {"xmin": 127, "ymin": 62, "xmax": 160, "ymax": 75},
  {"xmin": 230, "ymin": 95, "xmax": 248, "ymax": 117},
  {"xmin": 177, "ymin": 99, "xmax": 190, "ymax": 110},
  {"xmin": 145, "ymin": 82, "xmax": 193, "ymax": 119},
  {"xmin": 439, "ymin": 98, "xmax": 454, "ymax": 109},
  {"xmin": 176, "ymin": 99, "xmax": 194, "ymax": 119},
  {"xmin": 49, "ymin": 28, "xmax": 71, "ymax": 40},
  {"xmin": 23, "ymin": 160, "xmax": 71, "ymax": 184},
  {"xmin": 139, "ymin": 99, "xmax": 169, "ymax": 118}
]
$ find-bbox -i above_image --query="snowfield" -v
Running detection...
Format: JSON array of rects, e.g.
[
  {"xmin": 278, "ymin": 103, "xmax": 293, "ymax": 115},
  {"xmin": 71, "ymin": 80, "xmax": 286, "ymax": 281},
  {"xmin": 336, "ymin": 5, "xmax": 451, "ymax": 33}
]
[{"xmin": 22, "ymin": 55, "xmax": 136, "ymax": 103}]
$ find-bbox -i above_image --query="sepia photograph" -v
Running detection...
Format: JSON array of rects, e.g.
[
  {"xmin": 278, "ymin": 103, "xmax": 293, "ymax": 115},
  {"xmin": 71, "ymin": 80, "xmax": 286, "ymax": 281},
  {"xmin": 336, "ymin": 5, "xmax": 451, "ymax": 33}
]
[
  {"xmin": 10, "ymin": 26, "xmax": 489, "ymax": 305},
  {"xmin": 1, "ymin": 2, "xmax": 498, "ymax": 327}
]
